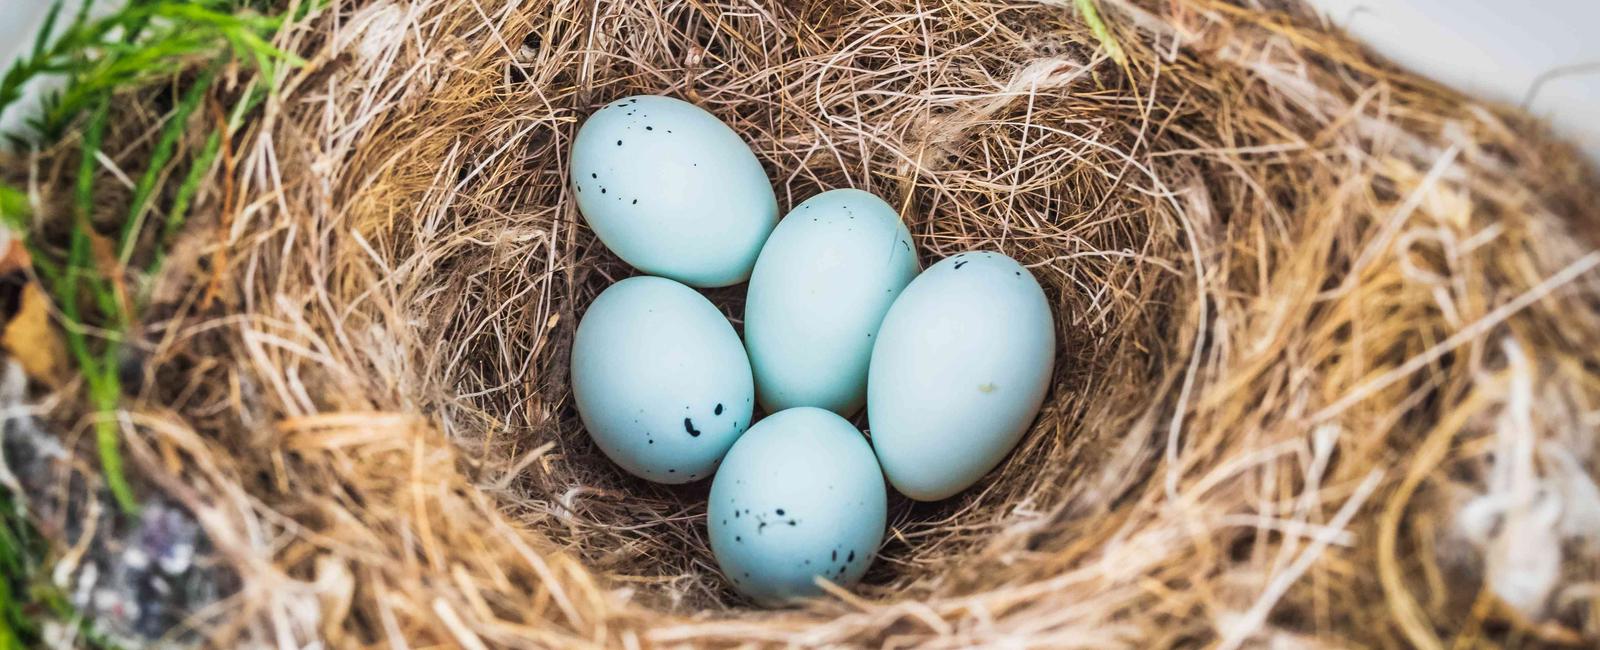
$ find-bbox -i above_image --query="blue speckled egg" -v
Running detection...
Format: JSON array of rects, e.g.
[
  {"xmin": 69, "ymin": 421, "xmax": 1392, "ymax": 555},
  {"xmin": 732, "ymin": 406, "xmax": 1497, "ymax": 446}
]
[
  {"xmin": 743, "ymin": 189, "xmax": 919, "ymax": 416},
  {"xmin": 707, "ymin": 407, "xmax": 887, "ymax": 604},
  {"xmin": 570, "ymin": 276, "xmax": 754, "ymax": 483},
  {"xmin": 867, "ymin": 252, "xmax": 1055, "ymax": 501},
  {"xmin": 570, "ymin": 95, "xmax": 778, "ymax": 288}
]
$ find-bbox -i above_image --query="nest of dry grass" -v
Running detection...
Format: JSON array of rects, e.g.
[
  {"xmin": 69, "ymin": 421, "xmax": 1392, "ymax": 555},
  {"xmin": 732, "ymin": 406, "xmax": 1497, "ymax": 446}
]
[{"xmin": 11, "ymin": 0, "xmax": 1600, "ymax": 646}]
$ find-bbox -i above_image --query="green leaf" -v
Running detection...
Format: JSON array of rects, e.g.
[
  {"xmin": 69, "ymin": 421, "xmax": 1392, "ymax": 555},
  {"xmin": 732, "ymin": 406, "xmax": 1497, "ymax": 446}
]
[
  {"xmin": 30, "ymin": 3, "xmax": 64, "ymax": 60},
  {"xmin": 1074, "ymin": 0, "xmax": 1126, "ymax": 66},
  {"xmin": 158, "ymin": 127, "xmax": 221, "ymax": 263},
  {"xmin": 0, "ymin": 186, "xmax": 28, "ymax": 230},
  {"xmin": 118, "ymin": 65, "xmax": 218, "ymax": 264},
  {"xmin": 71, "ymin": 97, "xmax": 138, "ymax": 514}
]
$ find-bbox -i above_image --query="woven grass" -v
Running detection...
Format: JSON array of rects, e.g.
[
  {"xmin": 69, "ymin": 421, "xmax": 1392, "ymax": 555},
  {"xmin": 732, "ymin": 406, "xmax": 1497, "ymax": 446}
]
[{"xmin": 14, "ymin": 0, "xmax": 1600, "ymax": 646}]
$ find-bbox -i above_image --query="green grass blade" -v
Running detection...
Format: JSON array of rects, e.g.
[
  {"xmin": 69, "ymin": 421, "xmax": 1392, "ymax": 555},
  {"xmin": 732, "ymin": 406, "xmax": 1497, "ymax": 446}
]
[
  {"xmin": 118, "ymin": 65, "xmax": 217, "ymax": 264},
  {"xmin": 153, "ymin": 128, "xmax": 220, "ymax": 271},
  {"xmin": 1074, "ymin": 0, "xmax": 1126, "ymax": 66},
  {"xmin": 30, "ymin": 3, "xmax": 65, "ymax": 60},
  {"xmin": 0, "ymin": 498, "xmax": 39, "ymax": 649},
  {"xmin": 72, "ymin": 97, "xmax": 137, "ymax": 514},
  {"xmin": 0, "ymin": 187, "xmax": 28, "ymax": 230}
]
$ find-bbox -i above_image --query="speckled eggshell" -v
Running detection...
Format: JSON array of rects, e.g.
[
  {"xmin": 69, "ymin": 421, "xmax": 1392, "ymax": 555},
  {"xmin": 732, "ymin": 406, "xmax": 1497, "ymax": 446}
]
[
  {"xmin": 867, "ymin": 252, "xmax": 1055, "ymax": 501},
  {"xmin": 570, "ymin": 95, "xmax": 778, "ymax": 288},
  {"xmin": 743, "ymin": 189, "xmax": 919, "ymax": 416},
  {"xmin": 570, "ymin": 276, "xmax": 755, "ymax": 483},
  {"xmin": 707, "ymin": 407, "xmax": 887, "ymax": 605}
]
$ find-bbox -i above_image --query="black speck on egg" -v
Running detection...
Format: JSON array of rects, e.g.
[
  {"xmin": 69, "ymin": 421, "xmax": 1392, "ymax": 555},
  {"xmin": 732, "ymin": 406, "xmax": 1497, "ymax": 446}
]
[
  {"xmin": 632, "ymin": 199, "xmax": 638, "ymax": 204},
  {"xmin": 831, "ymin": 550, "xmax": 837, "ymax": 561},
  {"xmin": 600, "ymin": 187, "xmax": 606, "ymax": 194},
  {"xmin": 616, "ymin": 140, "xmax": 623, "ymax": 146},
  {"xmin": 684, "ymin": 418, "xmax": 701, "ymax": 436},
  {"xmin": 668, "ymin": 469, "xmax": 676, "ymax": 473},
  {"xmin": 788, "ymin": 520, "xmax": 796, "ymax": 526},
  {"xmin": 645, "ymin": 126, "xmax": 653, "ymax": 130},
  {"xmin": 775, "ymin": 509, "xmax": 785, "ymax": 516},
  {"xmin": 736, "ymin": 536, "xmax": 742, "ymax": 542},
  {"xmin": 715, "ymin": 403, "xmax": 724, "ymax": 415},
  {"xmin": 848, "ymin": 550, "xmax": 856, "ymax": 562}
]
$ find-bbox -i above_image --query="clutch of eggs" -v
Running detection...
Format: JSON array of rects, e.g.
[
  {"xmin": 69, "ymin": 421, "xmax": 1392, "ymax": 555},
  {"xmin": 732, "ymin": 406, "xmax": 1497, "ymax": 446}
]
[{"xmin": 565, "ymin": 94, "xmax": 1060, "ymax": 603}]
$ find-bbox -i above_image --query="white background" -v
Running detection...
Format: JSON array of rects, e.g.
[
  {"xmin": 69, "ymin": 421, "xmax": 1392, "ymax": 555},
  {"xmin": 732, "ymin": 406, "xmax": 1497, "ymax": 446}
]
[{"xmin": 1305, "ymin": 0, "xmax": 1600, "ymax": 164}]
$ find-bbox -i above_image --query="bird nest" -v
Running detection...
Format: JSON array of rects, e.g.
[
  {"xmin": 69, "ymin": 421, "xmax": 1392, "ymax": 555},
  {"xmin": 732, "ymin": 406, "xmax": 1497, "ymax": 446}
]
[{"xmin": 6, "ymin": 0, "xmax": 1600, "ymax": 646}]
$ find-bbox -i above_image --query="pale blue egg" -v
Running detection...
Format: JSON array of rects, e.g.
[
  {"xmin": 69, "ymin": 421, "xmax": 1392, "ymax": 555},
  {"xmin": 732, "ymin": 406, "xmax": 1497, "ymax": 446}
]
[
  {"xmin": 570, "ymin": 95, "xmax": 778, "ymax": 288},
  {"xmin": 707, "ymin": 407, "xmax": 887, "ymax": 604},
  {"xmin": 570, "ymin": 277, "xmax": 754, "ymax": 483},
  {"xmin": 743, "ymin": 189, "xmax": 919, "ymax": 416},
  {"xmin": 867, "ymin": 252, "xmax": 1055, "ymax": 501}
]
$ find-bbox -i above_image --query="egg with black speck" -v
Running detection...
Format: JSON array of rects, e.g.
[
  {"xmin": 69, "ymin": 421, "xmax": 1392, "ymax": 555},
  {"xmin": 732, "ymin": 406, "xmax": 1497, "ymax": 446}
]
[
  {"xmin": 708, "ymin": 407, "xmax": 887, "ymax": 604},
  {"xmin": 571, "ymin": 276, "xmax": 754, "ymax": 483},
  {"xmin": 743, "ymin": 188, "xmax": 919, "ymax": 416},
  {"xmin": 570, "ymin": 95, "xmax": 778, "ymax": 287},
  {"xmin": 867, "ymin": 252, "xmax": 1055, "ymax": 501}
]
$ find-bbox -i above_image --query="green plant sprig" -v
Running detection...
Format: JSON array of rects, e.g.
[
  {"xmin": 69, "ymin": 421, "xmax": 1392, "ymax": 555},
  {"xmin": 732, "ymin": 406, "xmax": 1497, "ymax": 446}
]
[
  {"xmin": 1073, "ymin": 0, "xmax": 1126, "ymax": 67},
  {"xmin": 0, "ymin": 0, "xmax": 306, "ymax": 516},
  {"xmin": 0, "ymin": 0, "xmax": 310, "ymax": 643}
]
